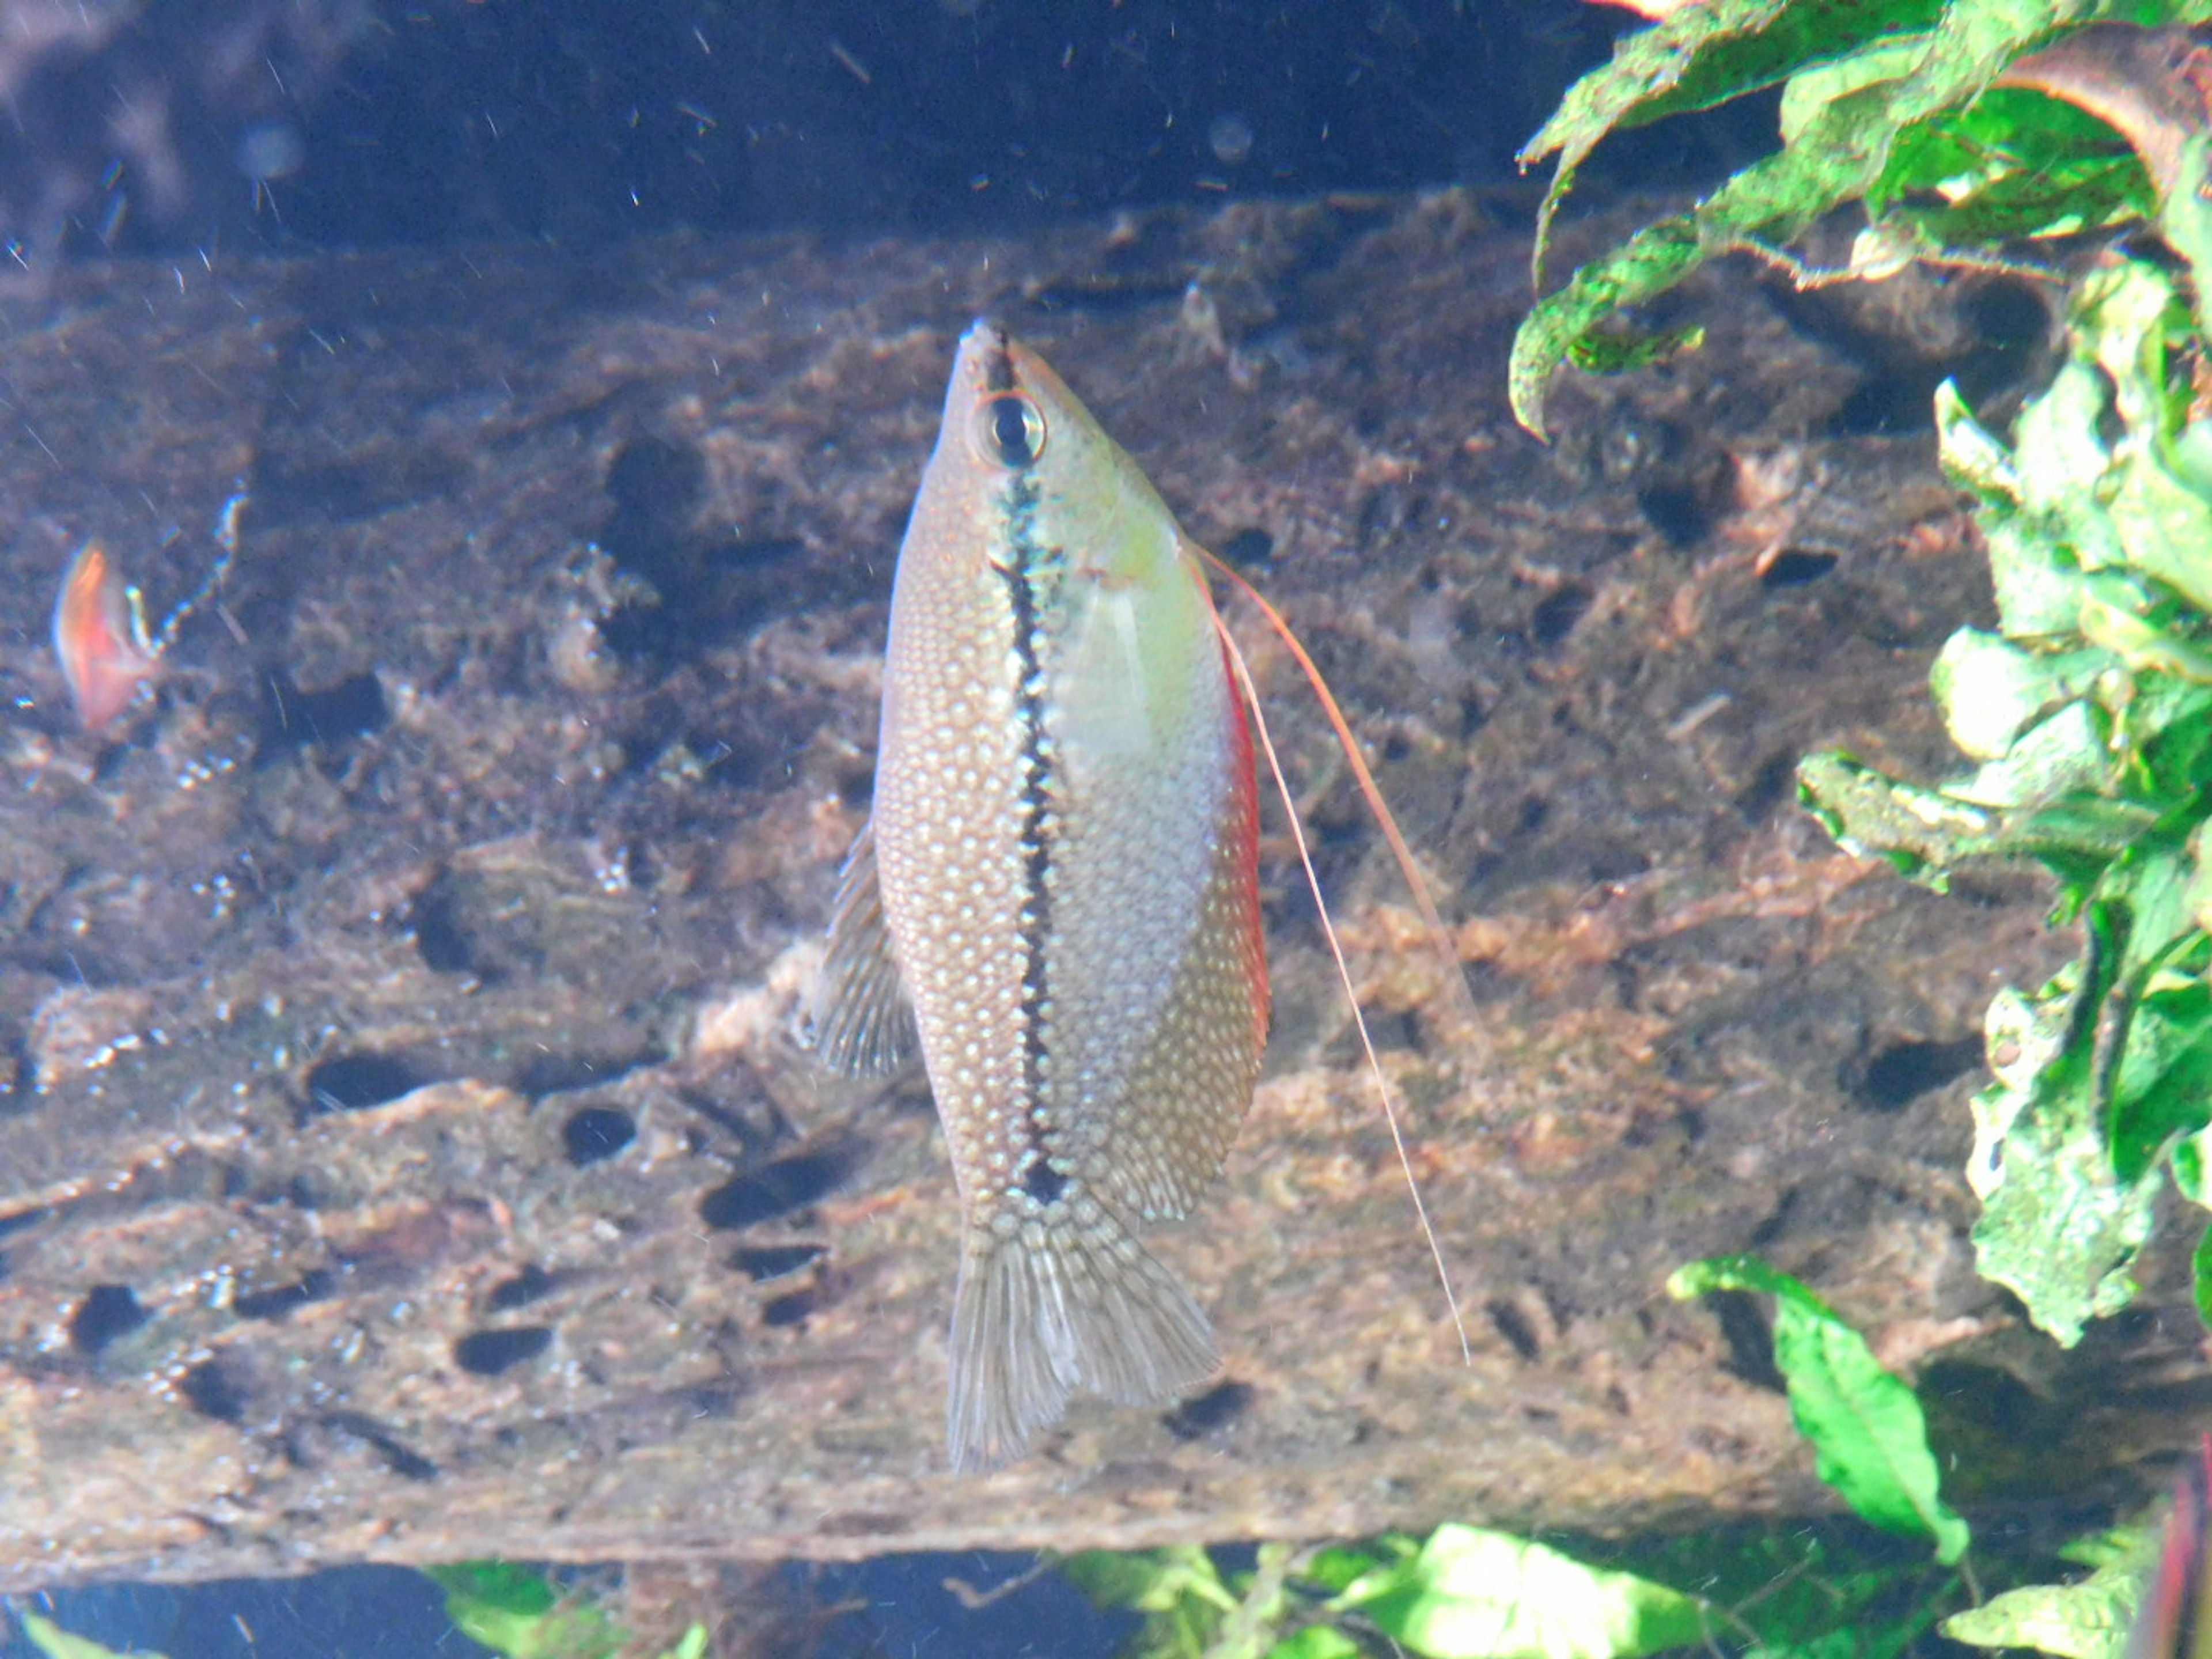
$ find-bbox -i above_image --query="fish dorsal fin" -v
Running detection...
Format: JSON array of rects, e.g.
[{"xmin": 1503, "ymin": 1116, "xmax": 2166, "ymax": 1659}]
[
  {"xmin": 809, "ymin": 817, "xmax": 921, "ymax": 1078},
  {"xmin": 1195, "ymin": 540, "xmax": 1476, "ymax": 1366}
]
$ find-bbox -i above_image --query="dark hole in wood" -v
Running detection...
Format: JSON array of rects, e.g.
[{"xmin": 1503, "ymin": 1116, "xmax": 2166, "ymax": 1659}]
[
  {"xmin": 762, "ymin": 1286, "xmax": 821, "ymax": 1328},
  {"xmin": 731, "ymin": 1244, "xmax": 824, "ymax": 1282},
  {"xmin": 1709, "ymin": 1290, "xmax": 1787, "ymax": 1394},
  {"xmin": 699, "ymin": 1145, "xmax": 858, "ymax": 1230},
  {"xmin": 323, "ymin": 1411, "xmax": 440, "ymax": 1481},
  {"xmin": 302, "ymin": 1052, "xmax": 423, "ymax": 1116},
  {"xmin": 234, "ymin": 1267, "xmax": 336, "ymax": 1320},
  {"xmin": 1165, "ymin": 1380, "xmax": 1255, "ymax": 1440},
  {"xmin": 514, "ymin": 1050, "xmax": 655, "ymax": 1099},
  {"xmin": 408, "ymin": 880, "xmax": 474, "ymax": 974},
  {"xmin": 563, "ymin": 1106, "xmax": 635, "ymax": 1167},
  {"xmin": 1638, "ymin": 484, "xmax": 1709, "ymax": 547},
  {"xmin": 257, "ymin": 671, "xmax": 389, "ymax": 756},
  {"xmin": 1485, "ymin": 1297, "xmax": 1542, "ymax": 1362},
  {"xmin": 1529, "ymin": 583, "xmax": 1592, "ymax": 648},
  {"xmin": 1856, "ymin": 1035, "xmax": 1983, "ymax": 1112},
  {"xmin": 1217, "ymin": 527, "xmax": 1274, "ymax": 567},
  {"xmin": 454, "ymin": 1326, "xmax": 554, "ymax": 1377},
  {"xmin": 1759, "ymin": 549, "xmax": 1839, "ymax": 589},
  {"xmin": 70, "ymin": 1283, "xmax": 147, "ymax": 1354},
  {"xmin": 179, "ymin": 1355, "xmax": 251, "ymax": 1423},
  {"xmin": 487, "ymin": 1265, "xmax": 559, "ymax": 1312}
]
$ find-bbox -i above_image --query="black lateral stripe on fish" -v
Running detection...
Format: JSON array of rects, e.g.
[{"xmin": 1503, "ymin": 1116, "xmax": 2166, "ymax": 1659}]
[
  {"xmin": 994, "ymin": 463, "xmax": 1066, "ymax": 1205},
  {"xmin": 813, "ymin": 319, "xmax": 1268, "ymax": 1471}
]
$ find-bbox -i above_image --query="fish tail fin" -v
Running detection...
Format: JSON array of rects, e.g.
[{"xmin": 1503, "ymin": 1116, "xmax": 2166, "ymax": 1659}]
[{"xmin": 946, "ymin": 1202, "xmax": 1217, "ymax": 1473}]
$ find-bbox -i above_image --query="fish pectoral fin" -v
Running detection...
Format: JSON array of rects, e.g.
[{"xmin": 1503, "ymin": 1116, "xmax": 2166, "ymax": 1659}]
[{"xmin": 808, "ymin": 818, "xmax": 920, "ymax": 1078}]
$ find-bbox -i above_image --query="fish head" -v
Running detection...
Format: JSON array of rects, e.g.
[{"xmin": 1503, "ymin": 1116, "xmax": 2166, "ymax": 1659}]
[
  {"xmin": 907, "ymin": 320, "xmax": 1217, "ymax": 762},
  {"xmin": 934, "ymin": 319, "xmax": 1190, "ymax": 595}
]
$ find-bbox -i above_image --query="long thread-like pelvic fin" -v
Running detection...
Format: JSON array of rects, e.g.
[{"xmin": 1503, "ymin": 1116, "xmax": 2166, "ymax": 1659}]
[
  {"xmin": 1200, "ymin": 556, "xmax": 1475, "ymax": 1366},
  {"xmin": 1195, "ymin": 544, "xmax": 1482, "ymax": 1037}
]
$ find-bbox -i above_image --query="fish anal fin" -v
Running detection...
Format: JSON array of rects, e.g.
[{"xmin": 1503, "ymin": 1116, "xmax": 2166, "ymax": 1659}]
[
  {"xmin": 809, "ymin": 819, "xmax": 920, "ymax": 1078},
  {"xmin": 947, "ymin": 1199, "xmax": 1218, "ymax": 1474}
]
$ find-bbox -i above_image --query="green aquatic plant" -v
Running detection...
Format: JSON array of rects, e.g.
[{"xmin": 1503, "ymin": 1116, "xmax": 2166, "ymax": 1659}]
[
  {"xmin": 1510, "ymin": 0, "xmax": 2212, "ymax": 437},
  {"xmin": 1668, "ymin": 1256, "xmax": 1969, "ymax": 1563},
  {"xmin": 1060, "ymin": 1532, "xmax": 1711, "ymax": 1659},
  {"xmin": 1513, "ymin": 0, "xmax": 2212, "ymax": 1360},
  {"xmin": 10, "ymin": 1613, "xmax": 164, "ymax": 1659},
  {"xmin": 1942, "ymin": 1524, "xmax": 2149, "ymax": 1658},
  {"xmin": 1800, "ymin": 254, "xmax": 2212, "ymax": 1343},
  {"xmin": 425, "ymin": 1561, "xmax": 706, "ymax": 1659},
  {"xmin": 1066, "ymin": 1255, "xmax": 2024, "ymax": 1657}
]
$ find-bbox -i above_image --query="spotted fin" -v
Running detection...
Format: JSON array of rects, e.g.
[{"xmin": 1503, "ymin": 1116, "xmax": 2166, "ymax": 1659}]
[
  {"xmin": 947, "ymin": 1196, "xmax": 1217, "ymax": 1473},
  {"xmin": 810, "ymin": 819, "xmax": 919, "ymax": 1078}
]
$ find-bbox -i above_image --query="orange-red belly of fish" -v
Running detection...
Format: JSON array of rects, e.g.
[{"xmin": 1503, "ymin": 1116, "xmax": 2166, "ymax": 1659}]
[{"xmin": 814, "ymin": 321, "xmax": 1267, "ymax": 1470}]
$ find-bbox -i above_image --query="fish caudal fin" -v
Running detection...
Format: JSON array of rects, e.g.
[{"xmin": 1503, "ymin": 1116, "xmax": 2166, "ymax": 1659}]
[{"xmin": 946, "ymin": 1199, "xmax": 1217, "ymax": 1473}]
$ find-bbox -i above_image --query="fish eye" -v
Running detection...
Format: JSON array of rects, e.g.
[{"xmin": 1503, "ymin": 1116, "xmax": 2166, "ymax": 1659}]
[{"xmin": 971, "ymin": 392, "xmax": 1046, "ymax": 471}]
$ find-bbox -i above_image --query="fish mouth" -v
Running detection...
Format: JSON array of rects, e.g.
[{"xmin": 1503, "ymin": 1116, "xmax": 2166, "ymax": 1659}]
[{"xmin": 959, "ymin": 317, "xmax": 1020, "ymax": 395}]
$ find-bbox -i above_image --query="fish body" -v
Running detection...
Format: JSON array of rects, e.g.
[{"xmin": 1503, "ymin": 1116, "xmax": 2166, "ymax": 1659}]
[
  {"xmin": 815, "ymin": 321, "xmax": 1267, "ymax": 1470},
  {"xmin": 52, "ymin": 541, "xmax": 160, "ymax": 733}
]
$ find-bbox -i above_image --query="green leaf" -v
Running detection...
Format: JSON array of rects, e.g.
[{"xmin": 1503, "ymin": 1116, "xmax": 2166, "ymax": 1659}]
[
  {"xmin": 17, "ymin": 1615, "xmax": 164, "ymax": 1659},
  {"xmin": 1797, "ymin": 750, "xmax": 1999, "ymax": 886},
  {"xmin": 1521, "ymin": 0, "xmax": 1950, "ymax": 285},
  {"xmin": 1332, "ymin": 1524, "xmax": 1709, "ymax": 1659},
  {"xmin": 1062, "ymin": 1546, "xmax": 1265, "ymax": 1659},
  {"xmin": 2158, "ymin": 132, "xmax": 2212, "ymax": 331},
  {"xmin": 1062, "ymin": 1547, "xmax": 1238, "ymax": 1616},
  {"xmin": 1566, "ymin": 322, "xmax": 1706, "ymax": 375},
  {"xmin": 1264, "ymin": 1627, "xmax": 1365, "ymax": 1659},
  {"xmin": 1966, "ymin": 964, "xmax": 2161, "ymax": 1345},
  {"xmin": 1940, "ymin": 1558, "xmax": 2140, "ymax": 1658},
  {"xmin": 1779, "ymin": 35, "xmax": 1932, "ymax": 143},
  {"xmin": 1298, "ymin": 1544, "xmax": 1395, "ymax": 1595},
  {"xmin": 1615, "ymin": 1524, "xmax": 1956, "ymax": 1658},
  {"xmin": 1938, "ymin": 374, "xmax": 2099, "ymax": 639},
  {"xmin": 2058, "ymin": 1524, "xmax": 2149, "ymax": 1570},
  {"xmin": 1510, "ymin": 219, "xmax": 1706, "ymax": 440},
  {"xmin": 1875, "ymin": 89, "xmax": 2153, "ymax": 248},
  {"xmin": 1949, "ymin": 699, "xmax": 2110, "ymax": 808},
  {"xmin": 1513, "ymin": 0, "xmax": 2121, "ymax": 434},
  {"xmin": 1930, "ymin": 629, "xmax": 2108, "ymax": 760},
  {"xmin": 2195, "ymin": 1213, "xmax": 2212, "ymax": 1327},
  {"xmin": 1668, "ymin": 1255, "xmax": 1970, "ymax": 1563},
  {"xmin": 424, "ymin": 1562, "xmax": 623, "ymax": 1659}
]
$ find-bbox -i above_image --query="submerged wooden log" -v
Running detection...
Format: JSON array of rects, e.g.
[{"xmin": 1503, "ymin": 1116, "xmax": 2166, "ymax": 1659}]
[{"xmin": 0, "ymin": 194, "xmax": 2181, "ymax": 1589}]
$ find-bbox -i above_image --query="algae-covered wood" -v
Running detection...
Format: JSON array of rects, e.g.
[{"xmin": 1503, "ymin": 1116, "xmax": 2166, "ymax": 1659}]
[{"xmin": 0, "ymin": 196, "xmax": 2177, "ymax": 1589}]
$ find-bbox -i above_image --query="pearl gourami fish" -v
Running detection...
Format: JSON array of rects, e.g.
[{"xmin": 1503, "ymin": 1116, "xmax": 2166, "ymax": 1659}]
[
  {"xmin": 815, "ymin": 320, "xmax": 1268, "ymax": 1471},
  {"xmin": 52, "ymin": 541, "xmax": 160, "ymax": 733}
]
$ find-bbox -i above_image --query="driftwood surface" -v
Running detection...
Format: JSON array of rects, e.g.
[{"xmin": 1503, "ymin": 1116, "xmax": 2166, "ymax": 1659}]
[{"xmin": 0, "ymin": 194, "xmax": 2198, "ymax": 1590}]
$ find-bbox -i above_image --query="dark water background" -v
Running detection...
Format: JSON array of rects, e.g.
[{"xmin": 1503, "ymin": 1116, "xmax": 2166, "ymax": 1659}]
[
  {"xmin": 0, "ymin": 1, "xmax": 1786, "ymax": 1654},
  {"xmin": 2, "ymin": 1556, "xmax": 1131, "ymax": 1658},
  {"xmin": 0, "ymin": 0, "xmax": 1771, "ymax": 262}
]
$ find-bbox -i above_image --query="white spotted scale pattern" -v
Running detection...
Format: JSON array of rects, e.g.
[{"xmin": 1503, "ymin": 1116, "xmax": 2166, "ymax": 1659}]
[{"xmin": 813, "ymin": 321, "xmax": 1268, "ymax": 1471}]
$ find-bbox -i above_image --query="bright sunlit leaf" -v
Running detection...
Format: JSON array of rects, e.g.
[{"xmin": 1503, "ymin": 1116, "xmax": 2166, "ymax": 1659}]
[
  {"xmin": 1331, "ymin": 1524, "xmax": 1709, "ymax": 1659},
  {"xmin": 1669, "ymin": 1255, "xmax": 1969, "ymax": 1563}
]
